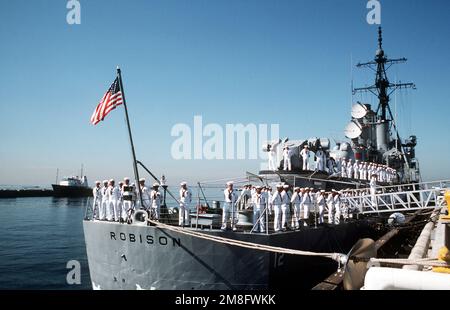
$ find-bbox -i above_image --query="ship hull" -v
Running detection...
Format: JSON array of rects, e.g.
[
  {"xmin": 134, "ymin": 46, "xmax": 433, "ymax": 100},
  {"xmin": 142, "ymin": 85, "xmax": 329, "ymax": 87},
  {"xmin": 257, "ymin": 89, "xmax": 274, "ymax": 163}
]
[
  {"xmin": 83, "ymin": 219, "xmax": 380, "ymax": 290},
  {"xmin": 51, "ymin": 184, "xmax": 92, "ymax": 197}
]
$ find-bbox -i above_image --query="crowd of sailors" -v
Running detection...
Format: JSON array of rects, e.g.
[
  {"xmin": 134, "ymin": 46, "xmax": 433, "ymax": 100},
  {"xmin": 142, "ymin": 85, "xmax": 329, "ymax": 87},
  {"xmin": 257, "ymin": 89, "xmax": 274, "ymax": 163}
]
[
  {"xmin": 91, "ymin": 174, "xmax": 380, "ymax": 233},
  {"xmin": 276, "ymin": 144, "xmax": 397, "ymax": 183},
  {"xmin": 222, "ymin": 180, "xmax": 379, "ymax": 232},
  {"xmin": 91, "ymin": 177, "xmax": 194, "ymax": 226}
]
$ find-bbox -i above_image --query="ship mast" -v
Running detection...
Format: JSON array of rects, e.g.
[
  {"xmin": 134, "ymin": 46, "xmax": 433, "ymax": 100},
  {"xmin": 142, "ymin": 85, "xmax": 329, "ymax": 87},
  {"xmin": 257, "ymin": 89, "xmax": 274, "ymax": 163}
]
[{"xmin": 353, "ymin": 27, "xmax": 415, "ymax": 164}]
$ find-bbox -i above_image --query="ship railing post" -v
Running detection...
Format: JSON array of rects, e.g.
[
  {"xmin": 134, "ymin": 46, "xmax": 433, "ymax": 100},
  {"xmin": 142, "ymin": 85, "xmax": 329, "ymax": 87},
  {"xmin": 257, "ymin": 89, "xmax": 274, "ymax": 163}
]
[{"xmin": 196, "ymin": 184, "xmax": 200, "ymax": 230}]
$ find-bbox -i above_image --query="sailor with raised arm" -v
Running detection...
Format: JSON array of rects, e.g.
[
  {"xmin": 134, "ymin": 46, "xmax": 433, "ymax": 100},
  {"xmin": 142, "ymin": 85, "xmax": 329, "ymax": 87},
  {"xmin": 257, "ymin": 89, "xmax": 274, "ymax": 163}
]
[
  {"xmin": 251, "ymin": 186, "xmax": 267, "ymax": 233},
  {"xmin": 271, "ymin": 184, "xmax": 283, "ymax": 232},
  {"xmin": 317, "ymin": 190, "xmax": 326, "ymax": 224},
  {"xmin": 179, "ymin": 181, "xmax": 192, "ymax": 227},
  {"xmin": 300, "ymin": 145, "xmax": 311, "ymax": 170},
  {"xmin": 222, "ymin": 181, "xmax": 237, "ymax": 231},
  {"xmin": 92, "ymin": 181, "xmax": 102, "ymax": 220},
  {"xmin": 282, "ymin": 146, "xmax": 293, "ymax": 171},
  {"xmin": 268, "ymin": 138, "xmax": 282, "ymax": 171},
  {"xmin": 100, "ymin": 180, "xmax": 109, "ymax": 221},
  {"xmin": 150, "ymin": 183, "xmax": 162, "ymax": 221}
]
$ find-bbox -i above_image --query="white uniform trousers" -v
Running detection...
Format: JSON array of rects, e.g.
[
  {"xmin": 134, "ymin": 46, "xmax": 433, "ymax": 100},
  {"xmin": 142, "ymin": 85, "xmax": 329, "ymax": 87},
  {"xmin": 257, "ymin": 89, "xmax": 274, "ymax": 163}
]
[
  {"xmin": 334, "ymin": 204, "xmax": 341, "ymax": 225},
  {"xmin": 281, "ymin": 204, "xmax": 290, "ymax": 230},
  {"xmin": 292, "ymin": 204, "xmax": 301, "ymax": 229},
  {"xmin": 273, "ymin": 204, "xmax": 281, "ymax": 232},
  {"xmin": 92, "ymin": 197, "xmax": 101, "ymax": 220},
  {"xmin": 221, "ymin": 202, "xmax": 237, "ymax": 229},
  {"xmin": 318, "ymin": 205, "xmax": 325, "ymax": 224},
  {"xmin": 179, "ymin": 202, "xmax": 190, "ymax": 226},
  {"xmin": 253, "ymin": 206, "xmax": 265, "ymax": 232},
  {"xmin": 122, "ymin": 200, "xmax": 133, "ymax": 220},
  {"xmin": 303, "ymin": 203, "xmax": 311, "ymax": 226}
]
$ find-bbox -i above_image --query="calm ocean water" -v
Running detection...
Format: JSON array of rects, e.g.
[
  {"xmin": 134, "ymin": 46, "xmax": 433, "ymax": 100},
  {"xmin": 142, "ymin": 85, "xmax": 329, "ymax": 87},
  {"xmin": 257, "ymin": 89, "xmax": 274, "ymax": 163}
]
[{"xmin": 0, "ymin": 197, "xmax": 91, "ymax": 289}]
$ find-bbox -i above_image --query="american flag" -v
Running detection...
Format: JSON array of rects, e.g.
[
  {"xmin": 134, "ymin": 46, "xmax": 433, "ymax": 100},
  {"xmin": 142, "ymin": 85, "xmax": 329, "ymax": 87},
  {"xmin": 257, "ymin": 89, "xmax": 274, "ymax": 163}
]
[{"xmin": 90, "ymin": 78, "xmax": 123, "ymax": 125}]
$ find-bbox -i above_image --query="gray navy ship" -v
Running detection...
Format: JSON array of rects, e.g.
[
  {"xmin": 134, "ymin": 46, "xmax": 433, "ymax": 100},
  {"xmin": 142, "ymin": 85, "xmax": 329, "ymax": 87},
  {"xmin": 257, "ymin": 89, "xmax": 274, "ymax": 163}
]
[{"xmin": 83, "ymin": 28, "xmax": 426, "ymax": 290}]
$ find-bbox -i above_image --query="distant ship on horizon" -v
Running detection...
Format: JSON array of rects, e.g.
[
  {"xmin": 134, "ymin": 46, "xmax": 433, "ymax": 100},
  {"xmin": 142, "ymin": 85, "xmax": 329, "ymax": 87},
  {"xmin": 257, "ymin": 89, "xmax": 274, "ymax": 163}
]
[{"xmin": 52, "ymin": 166, "xmax": 92, "ymax": 197}]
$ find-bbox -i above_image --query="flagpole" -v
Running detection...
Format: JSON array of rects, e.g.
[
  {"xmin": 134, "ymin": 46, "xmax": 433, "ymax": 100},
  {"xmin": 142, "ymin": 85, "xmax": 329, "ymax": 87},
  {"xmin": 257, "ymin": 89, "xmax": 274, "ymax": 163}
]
[{"xmin": 116, "ymin": 66, "xmax": 144, "ymax": 208}]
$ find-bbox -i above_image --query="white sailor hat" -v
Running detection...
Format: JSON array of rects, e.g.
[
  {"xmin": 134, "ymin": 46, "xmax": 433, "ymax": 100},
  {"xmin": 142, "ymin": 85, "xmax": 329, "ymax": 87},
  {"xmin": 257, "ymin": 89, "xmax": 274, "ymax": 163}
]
[
  {"xmin": 124, "ymin": 177, "xmax": 130, "ymax": 181},
  {"xmin": 294, "ymin": 187, "xmax": 300, "ymax": 191},
  {"xmin": 283, "ymin": 184, "xmax": 289, "ymax": 189},
  {"xmin": 276, "ymin": 183, "xmax": 283, "ymax": 188},
  {"xmin": 95, "ymin": 180, "xmax": 101, "ymax": 184},
  {"xmin": 152, "ymin": 182, "xmax": 160, "ymax": 187},
  {"xmin": 109, "ymin": 179, "xmax": 115, "ymax": 182},
  {"xmin": 332, "ymin": 189, "xmax": 337, "ymax": 192},
  {"xmin": 139, "ymin": 178, "xmax": 145, "ymax": 182},
  {"xmin": 226, "ymin": 181, "xmax": 234, "ymax": 186},
  {"xmin": 320, "ymin": 190, "xmax": 326, "ymax": 193},
  {"xmin": 103, "ymin": 180, "xmax": 108, "ymax": 184},
  {"xmin": 180, "ymin": 181, "xmax": 187, "ymax": 186},
  {"xmin": 255, "ymin": 185, "xmax": 262, "ymax": 190},
  {"xmin": 304, "ymin": 145, "xmax": 308, "ymax": 148}
]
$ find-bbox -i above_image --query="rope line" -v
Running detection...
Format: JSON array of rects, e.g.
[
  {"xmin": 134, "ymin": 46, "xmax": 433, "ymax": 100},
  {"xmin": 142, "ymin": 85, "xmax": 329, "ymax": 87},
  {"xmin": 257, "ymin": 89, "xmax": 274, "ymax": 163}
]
[{"xmin": 147, "ymin": 219, "xmax": 342, "ymax": 261}]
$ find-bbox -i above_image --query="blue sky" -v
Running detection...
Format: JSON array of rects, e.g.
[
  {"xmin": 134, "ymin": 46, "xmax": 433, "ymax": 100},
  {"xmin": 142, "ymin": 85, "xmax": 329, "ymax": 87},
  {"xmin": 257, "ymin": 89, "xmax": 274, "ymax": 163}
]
[{"xmin": 0, "ymin": 0, "xmax": 449, "ymax": 186}]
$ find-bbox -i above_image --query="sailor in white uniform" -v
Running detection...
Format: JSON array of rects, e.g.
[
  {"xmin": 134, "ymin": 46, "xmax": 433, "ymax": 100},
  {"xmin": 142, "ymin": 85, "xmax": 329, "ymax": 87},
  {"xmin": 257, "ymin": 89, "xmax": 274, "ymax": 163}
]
[
  {"xmin": 315, "ymin": 147, "xmax": 326, "ymax": 171},
  {"xmin": 334, "ymin": 191, "xmax": 342, "ymax": 225},
  {"xmin": 340, "ymin": 159, "xmax": 347, "ymax": 178},
  {"xmin": 122, "ymin": 177, "xmax": 134, "ymax": 221},
  {"xmin": 108, "ymin": 179, "xmax": 121, "ymax": 222},
  {"xmin": 317, "ymin": 190, "xmax": 326, "ymax": 224},
  {"xmin": 282, "ymin": 146, "xmax": 293, "ymax": 171},
  {"xmin": 150, "ymin": 183, "xmax": 162, "ymax": 220},
  {"xmin": 251, "ymin": 186, "xmax": 267, "ymax": 233},
  {"xmin": 139, "ymin": 178, "xmax": 151, "ymax": 211},
  {"xmin": 353, "ymin": 160, "xmax": 360, "ymax": 179},
  {"xmin": 280, "ymin": 184, "xmax": 291, "ymax": 231},
  {"xmin": 327, "ymin": 190, "xmax": 335, "ymax": 224},
  {"xmin": 117, "ymin": 181, "xmax": 124, "ymax": 222},
  {"xmin": 290, "ymin": 187, "xmax": 301, "ymax": 229},
  {"xmin": 271, "ymin": 184, "xmax": 283, "ymax": 232},
  {"xmin": 100, "ymin": 180, "xmax": 109, "ymax": 220},
  {"xmin": 347, "ymin": 159, "xmax": 354, "ymax": 179},
  {"xmin": 268, "ymin": 139, "xmax": 282, "ymax": 171},
  {"xmin": 92, "ymin": 181, "xmax": 102, "ymax": 220},
  {"xmin": 222, "ymin": 181, "xmax": 238, "ymax": 231},
  {"xmin": 237, "ymin": 184, "xmax": 251, "ymax": 210},
  {"xmin": 300, "ymin": 145, "xmax": 311, "ymax": 170},
  {"xmin": 370, "ymin": 174, "xmax": 377, "ymax": 208},
  {"xmin": 179, "ymin": 181, "xmax": 191, "ymax": 227},
  {"xmin": 301, "ymin": 188, "xmax": 313, "ymax": 226}
]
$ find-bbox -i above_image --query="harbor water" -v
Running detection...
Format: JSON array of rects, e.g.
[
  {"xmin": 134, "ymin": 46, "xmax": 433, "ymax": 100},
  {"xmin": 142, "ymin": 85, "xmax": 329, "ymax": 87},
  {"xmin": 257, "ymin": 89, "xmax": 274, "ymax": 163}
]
[{"xmin": 0, "ymin": 197, "xmax": 91, "ymax": 289}]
